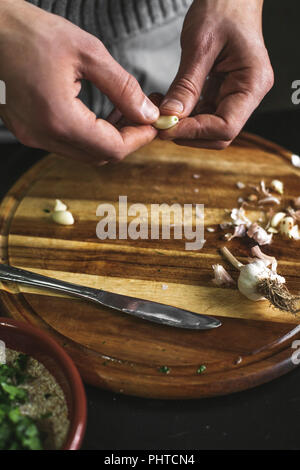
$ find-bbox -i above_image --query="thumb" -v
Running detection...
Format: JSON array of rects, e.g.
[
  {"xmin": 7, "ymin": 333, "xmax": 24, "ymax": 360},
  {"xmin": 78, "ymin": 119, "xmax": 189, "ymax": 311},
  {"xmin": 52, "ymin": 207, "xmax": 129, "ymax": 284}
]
[
  {"xmin": 159, "ymin": 50, "xmax": 213, "ymax": 118},
  {"xmin": 81, "ymin": 40, "xmax": 159, "ymax": 124}
]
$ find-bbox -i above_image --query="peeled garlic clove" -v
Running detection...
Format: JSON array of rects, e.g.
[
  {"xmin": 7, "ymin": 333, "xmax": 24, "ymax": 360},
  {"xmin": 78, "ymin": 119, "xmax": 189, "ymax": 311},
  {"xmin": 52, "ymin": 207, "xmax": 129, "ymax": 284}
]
[
  {"xmin": 288, "ymin": 224, "xmax": 300, "ymax": 240},
  {"xmin": 291, "ymin": 154, "xmax": 300, "ymax": 168},
  {"xmin": 52, "ymin": 210, "xmax": 74, "ymax": 226},
  {"xmin": 153, "ymin": 115, "xmax": 179, "ymax": 130},
  {"xmin": 54, "ymin": 199, "xmax": 67, "ymax": 212},
  {"xmin": 270, "ymin": 179, "xmax": 284, "ymax": 194},
  {"xmin": 279, "ymin": 216, "xmax": 294, "ymax": 237},
  {"xmin": 271, "ymin": 212, "xmax": 286, "ymax": 228}
]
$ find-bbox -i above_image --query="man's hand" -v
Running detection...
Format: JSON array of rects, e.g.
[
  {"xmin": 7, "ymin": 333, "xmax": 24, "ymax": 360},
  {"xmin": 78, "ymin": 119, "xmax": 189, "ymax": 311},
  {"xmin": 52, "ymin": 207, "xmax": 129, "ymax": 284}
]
[
  {"xmin": 0, "ymin": 0, "xmax": 159, "ymax": 165},
  {"xmin": 158, "ymin": 0, "xmax": 274, "ymax": 149}
]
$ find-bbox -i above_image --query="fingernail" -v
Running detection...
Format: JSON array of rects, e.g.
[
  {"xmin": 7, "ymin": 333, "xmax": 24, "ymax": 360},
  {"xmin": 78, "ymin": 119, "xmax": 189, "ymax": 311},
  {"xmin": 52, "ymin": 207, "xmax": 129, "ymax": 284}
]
[
  {"xmin": 160, "ymin": 98, "xmax": 184, "ymax": 114},
  {"xmin": 141, "ymin": 98, "xmax": 160, "ymax": 121}
]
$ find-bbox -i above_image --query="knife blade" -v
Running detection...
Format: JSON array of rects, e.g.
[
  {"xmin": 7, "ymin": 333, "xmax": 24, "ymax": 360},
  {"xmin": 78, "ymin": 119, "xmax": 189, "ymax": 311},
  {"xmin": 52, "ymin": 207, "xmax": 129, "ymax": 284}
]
[{"xmin": 0, "ymin": 264, "xmax": 221, "ymax": 330}]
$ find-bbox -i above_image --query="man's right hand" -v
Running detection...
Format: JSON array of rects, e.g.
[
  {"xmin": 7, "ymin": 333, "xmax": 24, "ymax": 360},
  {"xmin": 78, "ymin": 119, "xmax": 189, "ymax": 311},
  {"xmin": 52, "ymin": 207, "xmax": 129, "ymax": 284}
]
[{"xmin": 0, "ymin": 0, "xmax": 159, "ymax": 165}]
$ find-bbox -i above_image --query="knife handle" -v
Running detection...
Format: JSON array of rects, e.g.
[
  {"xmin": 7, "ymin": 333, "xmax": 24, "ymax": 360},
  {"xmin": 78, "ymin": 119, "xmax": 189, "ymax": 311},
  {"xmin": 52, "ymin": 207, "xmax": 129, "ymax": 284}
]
[{"xmin": 0, "ymin": 264, "xmax": 98, "ymax": 302}]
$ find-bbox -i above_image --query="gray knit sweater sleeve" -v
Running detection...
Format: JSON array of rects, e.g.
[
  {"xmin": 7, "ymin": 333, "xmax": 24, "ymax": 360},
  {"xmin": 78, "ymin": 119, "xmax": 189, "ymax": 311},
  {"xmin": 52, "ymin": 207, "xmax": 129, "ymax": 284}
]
[
  {"xmin": 26, "ymin": 0, "xmax": 192, "ymax": 45},
  {"xmin": 25, "ymin": 0, "xmax": 192, "ymax": 118}
]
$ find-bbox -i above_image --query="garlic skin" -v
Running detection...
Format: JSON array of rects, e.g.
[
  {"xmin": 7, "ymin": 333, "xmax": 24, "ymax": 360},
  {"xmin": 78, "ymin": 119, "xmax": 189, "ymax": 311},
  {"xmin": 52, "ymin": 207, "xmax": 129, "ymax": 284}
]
[
  {"xmin": 212, "ymin": 264, "xmax": 235, "ymax": 287},
  {"xmin": 238, "ymin": 260, "xmax": 285, "ymax": 301},
  {"xmin": 247, "ymin": 222, "xmax": 272, "ymax": 245},
  {"xmin": 230, "ymin": 207, "xmax": 251, "ymax": 227}
]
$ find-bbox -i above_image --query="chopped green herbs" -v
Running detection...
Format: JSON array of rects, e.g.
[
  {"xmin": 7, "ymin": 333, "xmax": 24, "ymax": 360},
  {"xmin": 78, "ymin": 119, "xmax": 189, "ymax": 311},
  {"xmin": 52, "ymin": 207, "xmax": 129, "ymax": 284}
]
[
  {"xmin": 0, "ymin": 353, "xmax": 43, "ymax": 450},
  {"xmin": 158, "ymin": 366, "xmax": 170, "ymax": 374},
  {"xmin": 1, "ymin": 349, "xmax": 69, "ymax": 450},
  {"xmin": 1, "ymin": 383, "xmax": 28, "ymax": 402},
  {"xmin": 196, "ymin": 365, "xmax": 206, "ymax": 375}
]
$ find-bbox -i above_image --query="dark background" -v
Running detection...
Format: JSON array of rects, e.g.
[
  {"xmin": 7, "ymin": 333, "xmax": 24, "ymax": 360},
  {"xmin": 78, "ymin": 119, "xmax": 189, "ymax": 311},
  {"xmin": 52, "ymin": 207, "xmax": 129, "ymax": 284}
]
[
  {"xmin": 261, "ymin": 0, "xmax": 300, "ymax": 113},
  {"xmin": 0, "ymin": 0, "xmax": 300, "ymax": 451}
]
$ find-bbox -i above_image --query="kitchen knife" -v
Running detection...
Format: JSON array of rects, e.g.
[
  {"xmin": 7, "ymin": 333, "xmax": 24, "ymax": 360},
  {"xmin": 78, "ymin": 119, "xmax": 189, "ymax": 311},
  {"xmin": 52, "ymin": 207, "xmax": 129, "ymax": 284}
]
[{"xmin": 0, "ymin": 264, "xmax": 221, "ymax": 330}]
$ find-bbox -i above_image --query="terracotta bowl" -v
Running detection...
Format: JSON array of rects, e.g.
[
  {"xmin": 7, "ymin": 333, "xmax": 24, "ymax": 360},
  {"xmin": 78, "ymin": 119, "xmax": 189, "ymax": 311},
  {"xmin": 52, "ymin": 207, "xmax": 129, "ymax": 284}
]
[{"xmin": 0, "ymin": 317, "xmax": 87, "ymax": 450}]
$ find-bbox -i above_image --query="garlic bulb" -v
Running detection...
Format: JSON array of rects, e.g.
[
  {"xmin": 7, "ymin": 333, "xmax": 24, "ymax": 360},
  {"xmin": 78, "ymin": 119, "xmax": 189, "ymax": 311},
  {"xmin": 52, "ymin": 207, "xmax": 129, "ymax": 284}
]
[
  {"xmin": 238, "ymin": 259, "xmax": 285, "ymax": 301},
  {"xmin": 220, "ymin": 246, "xmax": 299, "ymax": 313}
]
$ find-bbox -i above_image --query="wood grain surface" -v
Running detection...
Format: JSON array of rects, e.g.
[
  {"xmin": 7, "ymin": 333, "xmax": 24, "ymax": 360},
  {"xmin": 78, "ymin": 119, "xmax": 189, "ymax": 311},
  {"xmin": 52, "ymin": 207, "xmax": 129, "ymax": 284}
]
[{"xmin": 0, "ymin": 132, "xmax": 299, "ymax": 399}]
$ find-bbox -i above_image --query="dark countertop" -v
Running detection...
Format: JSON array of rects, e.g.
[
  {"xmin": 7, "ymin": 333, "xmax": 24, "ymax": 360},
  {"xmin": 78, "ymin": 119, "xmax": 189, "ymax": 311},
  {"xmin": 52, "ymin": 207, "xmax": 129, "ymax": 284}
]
[{"xmin": 0, "ymin": 109, "xmax": 300, "ymax": 450}]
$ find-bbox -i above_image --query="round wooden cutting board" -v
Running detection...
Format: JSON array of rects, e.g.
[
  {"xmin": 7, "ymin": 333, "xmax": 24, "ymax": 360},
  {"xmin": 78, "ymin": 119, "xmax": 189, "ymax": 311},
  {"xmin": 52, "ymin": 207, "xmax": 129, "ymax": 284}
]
[{"xmin": 0, "ymin": 133, "xmax": 299, "ymax": 399}]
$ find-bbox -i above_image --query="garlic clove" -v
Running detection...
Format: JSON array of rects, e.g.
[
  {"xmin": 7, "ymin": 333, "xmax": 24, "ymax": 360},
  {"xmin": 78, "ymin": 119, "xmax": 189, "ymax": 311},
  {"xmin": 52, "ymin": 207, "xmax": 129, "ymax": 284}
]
[
  {"xmin": 270, "ymin": 212, "xmax": 286, "ymax": 228},
  {"xmin": 291, "ymin": 154, "xmax": 300, "ymax": 168},
  {"xmin": 212, "ymin": 264, "xmax": 235, "ymax": 287},
  {"xmin": 52, "ymin": 210, "xmax": 74, "ymax": 226},
  {"xmin": 54, "ymin": 199, "xmax": 68, "ymax": 212},
  {"xmin": 153, "ymin": 115, "xmax": 179, "ymax": 130},
  {"xmin": 247, "ymin": 222, "xmax": 273, "ymax": 245},
  {"xmin": 270, "ymin": 179, "xmax": 284, "ymax": 195},
  {"xmin": 279, "ymin": 216, "xmax": 294, "ymax": 237},
  {"xmin": 289, "ymin": 224, "xmax": 300, "ymax": 240}
]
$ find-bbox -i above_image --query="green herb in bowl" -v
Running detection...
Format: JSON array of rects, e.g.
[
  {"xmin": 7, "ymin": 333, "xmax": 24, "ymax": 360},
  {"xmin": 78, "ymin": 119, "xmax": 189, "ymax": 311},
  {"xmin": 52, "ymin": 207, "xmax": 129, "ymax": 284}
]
[{"xmin": 0, "ymin": 349, "xmax": 69, "ymax": 450}]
